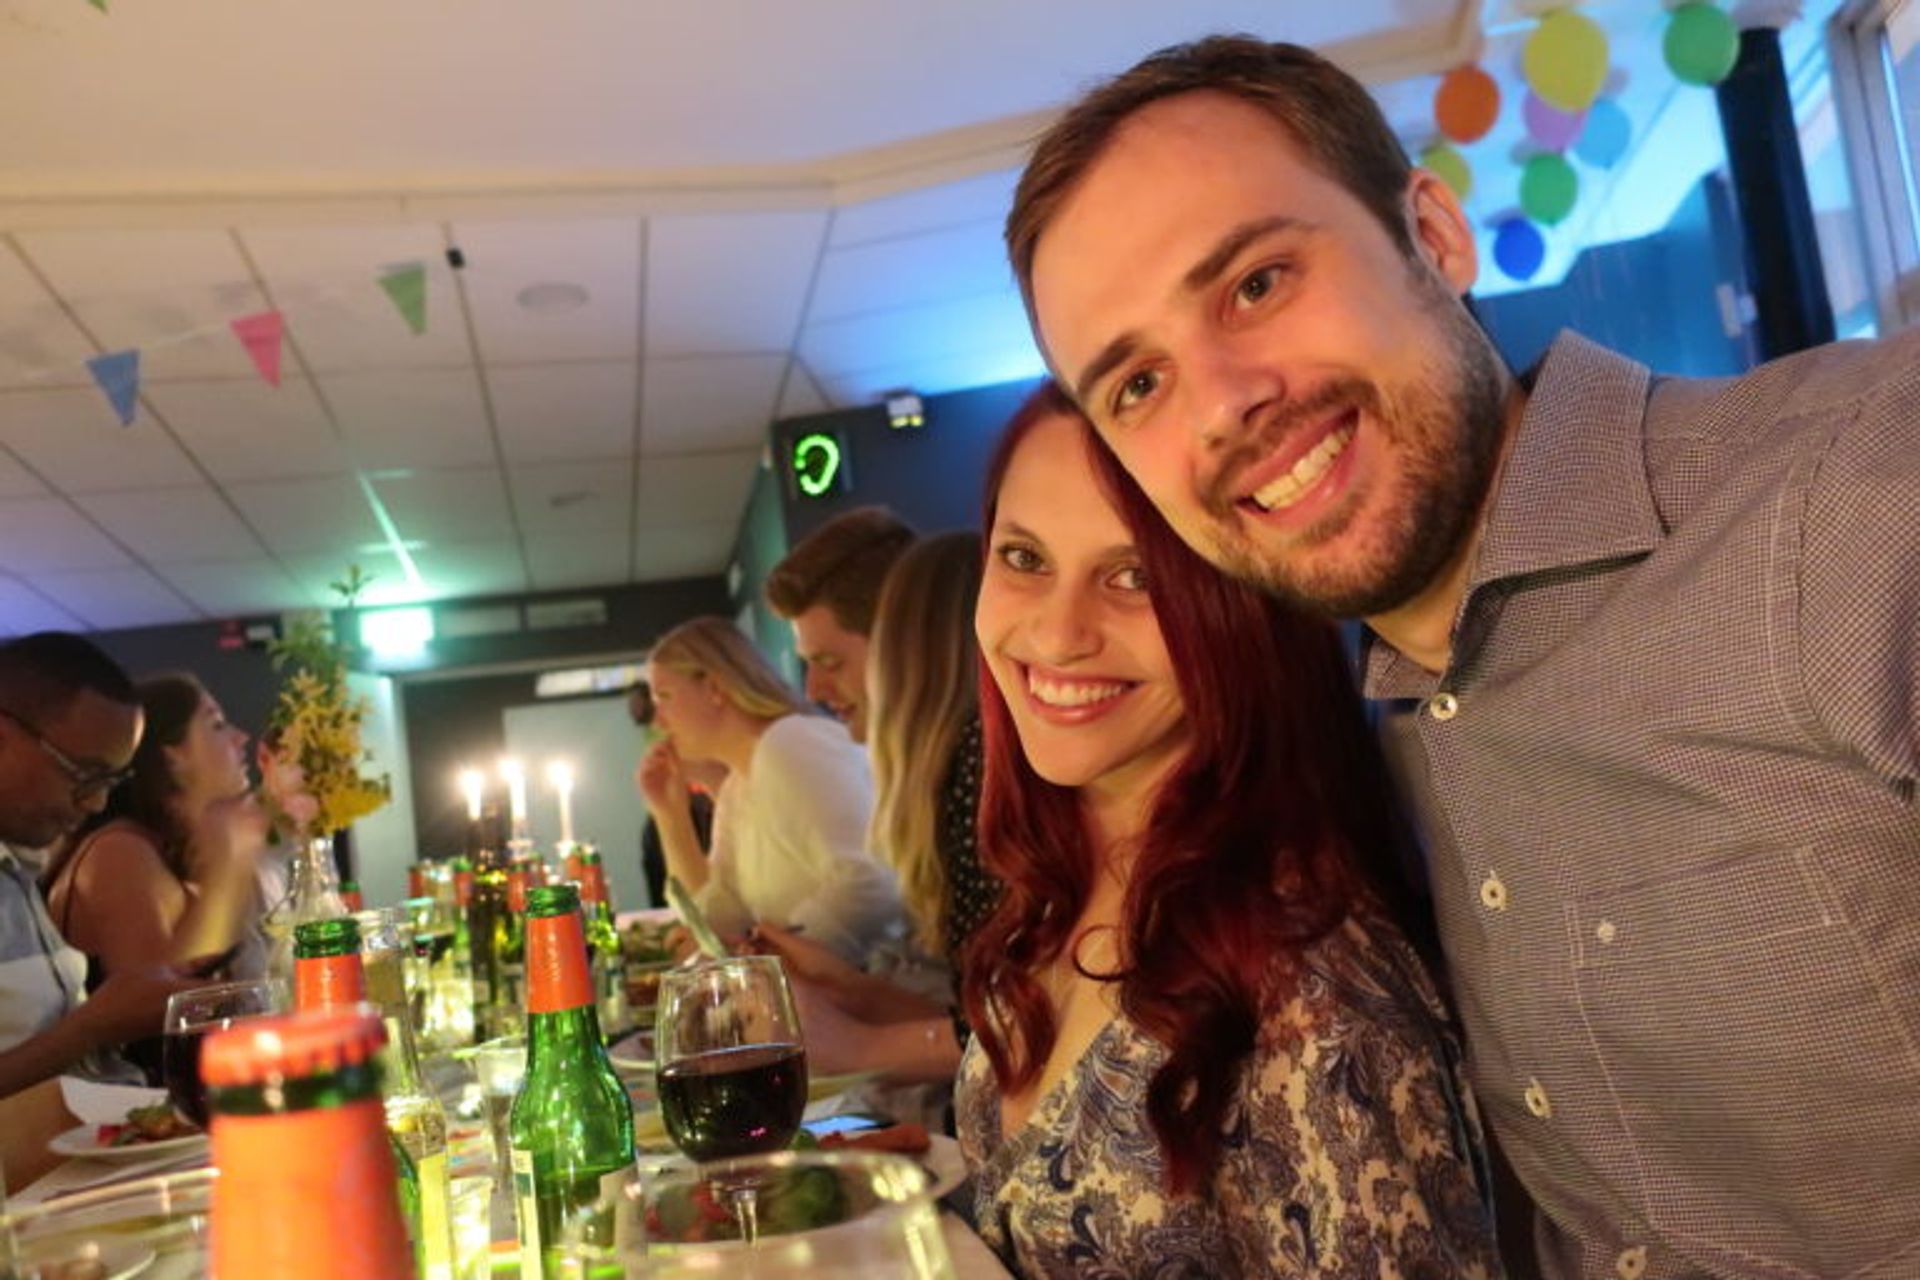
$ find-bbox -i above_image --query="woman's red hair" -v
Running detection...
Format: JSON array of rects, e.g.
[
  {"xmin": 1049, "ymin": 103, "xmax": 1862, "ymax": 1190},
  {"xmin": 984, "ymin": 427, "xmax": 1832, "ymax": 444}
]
[{"xmin": 961, "ymin": 383, "xmax": 1419, "ymax": 1195}]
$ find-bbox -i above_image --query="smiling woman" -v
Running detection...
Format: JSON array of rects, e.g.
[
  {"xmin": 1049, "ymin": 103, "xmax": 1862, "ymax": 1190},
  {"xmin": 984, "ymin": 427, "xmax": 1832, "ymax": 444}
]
[{"xmin": 957, "ymin": 385, "xmax": 1498, "ymax": 1278}]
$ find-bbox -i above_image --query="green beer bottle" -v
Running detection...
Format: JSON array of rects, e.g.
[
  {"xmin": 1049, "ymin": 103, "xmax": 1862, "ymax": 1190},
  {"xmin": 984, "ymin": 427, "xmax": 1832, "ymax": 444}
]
[
  {"xmin": 508, "ymin": 884, "xmax": 634, "ymax": 1278},
  {"xmin": 576, "ymin": 849, "xmax": 624, "ymax": 1033}
]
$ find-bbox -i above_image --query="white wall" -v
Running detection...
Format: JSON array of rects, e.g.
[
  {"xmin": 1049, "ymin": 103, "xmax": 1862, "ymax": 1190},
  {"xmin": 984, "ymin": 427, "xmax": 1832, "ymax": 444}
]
[
  {"xmin": 345, "ymin": 671, "xmax": 419, "ymax": 909},
  {"xmin": 503, "ymin": 695, "xmax": 651, "ymax": 909}
]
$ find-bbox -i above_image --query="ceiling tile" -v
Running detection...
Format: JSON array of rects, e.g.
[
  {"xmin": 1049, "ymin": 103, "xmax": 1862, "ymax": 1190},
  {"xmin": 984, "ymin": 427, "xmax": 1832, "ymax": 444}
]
[
  {"xmin": 0, "ymin": 448, "xmax": 48, "ymax": 499},
  {"xmin": 829, "ymin": 169, "xmax": 1021, "ymax": 249},
  {"xmin": 488, "ymin": 361, "xmax": 637, "ymax": 464},
  {"xmin": 639, "ymin": 354, "xmax": 784, "ymax": 454},
  {"xmin": 644, "ymin": 212, "xmax": 828, "ymax": 356},
  {"xmin": 410, "ymin": 540, "xmax": 528, "ymax": 601},
  {"xmin": 798, "ymin": 287, "xmax": 1039, "ymax": 398},
  {"xmin": 633, "ymin": 519, "xmax": 738, "ymax": 582},
  {"xmin": 0, "ymin": 577, "xmax": 87, "ymax": 635},
  {"xmin": 145, "ymin": 377, "xmax": 353, "ymax": 482},
  {"xmin": 508, "ymin": 460, "xmax": 633, "ymax": 536},
  {"xmin": 453, "ymin": 219, "xmax": 642, "ymax": 364},
  {"xmin": 0, "ymin": 499, "xmax": 134, "ymax": 573},
  {"xmin": 814, "ymin": 338, "xmax": 1046, "ymax": 407},
  {"xmin": 774, "ymin": 365, "xmax": 832, "ymax": 420},
  {"xmin": 369, "ymin": 467, "xmax": 516, "ymax": 544},
  {"xmin": 225, "ymin": 475, "xmax": 385, "ymax": 556},
  {"xmin": 237, "ymin": 226, "xmax": 472, "ymax": 372},
  {"xmin": 0, "ymin": 249, "xmax": 96, "ymax": 392},
  {"xmin": 524, "ymin": 533, "xmax": 631, "ymax": 592},
  {"xmin": 317, "ymin": 367, "xmax": 496, "ymax": 470},
  {"xmin": 634, "ymin": 449, "xmax": 759, "ymax": 531},
  {"xmin": 283, "ymin": 546, "xmax": 420, "ymax": 609},
  {"xmin": 156, "ymin": 559, "xmax": 316, "ymax": 617},
  {"xmin": 72, "ymin": 485, "xmax": 268, "ymax": 563},
  {"xmin": 0, "ymin": 387, "xmax": 204, "ymax": 493},
  {"xmin": 809, "ymin": 220, "xmax": 1014, "ymax": 322},
  {"xmin": 26, "ymin": 567, "xmax": 202, "ymax": 631},
  {"xmin": 13, "ymin": 230, "xmax": 266, "ymax": 383}
]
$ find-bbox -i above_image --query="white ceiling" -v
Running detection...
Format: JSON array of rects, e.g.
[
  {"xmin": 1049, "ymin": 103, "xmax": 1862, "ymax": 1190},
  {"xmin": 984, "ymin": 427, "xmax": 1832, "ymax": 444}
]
[{"xmin": 0, "ymin": 0, "xmax": 1841, "ymax": 632}]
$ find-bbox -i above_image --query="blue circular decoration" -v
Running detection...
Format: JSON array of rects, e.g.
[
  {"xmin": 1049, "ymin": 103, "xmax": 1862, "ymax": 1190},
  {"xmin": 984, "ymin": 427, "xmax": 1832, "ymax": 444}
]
[
  {"xmin": 1575, "ymin": 97, "xmax": 1632, "ymax": 169},
  {"xmin": 1493, "ymin": 217, "xmax": 1546, "ymax": 282}
]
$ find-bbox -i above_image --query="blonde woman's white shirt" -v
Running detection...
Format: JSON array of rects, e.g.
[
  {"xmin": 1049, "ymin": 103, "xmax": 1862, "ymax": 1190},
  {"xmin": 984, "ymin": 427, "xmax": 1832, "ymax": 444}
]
[{"xmin": 696, "ymin": 714, "xmax": 902, "ymax": 964}]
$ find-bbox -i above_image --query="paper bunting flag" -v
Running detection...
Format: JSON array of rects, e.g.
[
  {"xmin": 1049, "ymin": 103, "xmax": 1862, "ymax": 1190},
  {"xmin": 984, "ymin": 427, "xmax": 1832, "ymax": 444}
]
[
  {"xmin": 86, "ymin": 350, "xmax": 141, "ymax": 426},
  {"xmin": 378, "ymin": 263, "xmax": 428, "ymax": 335},
  {"xmin": 230, "ymin": 310, "xmax": 285, "ymax": 387},
  {"xmin": 87, "ymin": 0, "xmax": 108, "ymax": 11}
]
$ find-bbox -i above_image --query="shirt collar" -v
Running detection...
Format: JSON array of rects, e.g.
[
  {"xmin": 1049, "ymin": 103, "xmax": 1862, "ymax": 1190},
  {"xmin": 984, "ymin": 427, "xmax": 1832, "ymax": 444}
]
[{"xmin": 1361, "ymin": 331, "xmax": 1662, "ymax": 697}]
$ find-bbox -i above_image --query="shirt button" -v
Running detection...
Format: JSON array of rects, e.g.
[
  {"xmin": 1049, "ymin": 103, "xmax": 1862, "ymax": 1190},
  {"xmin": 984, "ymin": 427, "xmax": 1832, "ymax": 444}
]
[
  {"xmin": 1615, "ymin": 1245, "xmax": 1647, "ymax": 1280},
  {"xmin": 1427, "ymin": 692, "xmax": 1459, "ymax": 721},
  {"xmin": 1524, "ymin": 1077, "xmax": 1553, "ymax": 1119},
  {"xmin": 1595, "ymin": 920, "xmax": 1617, "ymax": 944},
  {"xmin": 1479, "ymin": 874, "xmax": 1509, "ymax": 912}
]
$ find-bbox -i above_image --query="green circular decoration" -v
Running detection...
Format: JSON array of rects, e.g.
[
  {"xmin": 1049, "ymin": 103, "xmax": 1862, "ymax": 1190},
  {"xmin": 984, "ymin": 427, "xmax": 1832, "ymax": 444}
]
[
  {"xmin": 1421, "ymin": 143, "xmax": 1473, "ymax": 201},
  {"xmin": 1664, "ymin": 3, "xmax": 1740, "ymax": 86},
  {"xmin": 1522, "ymin": 9, "xmax": 1610, "ymax": 113},
  {"xmin": 1520, "ymin": 152, "xmax": 1580, "ymax": 225}
]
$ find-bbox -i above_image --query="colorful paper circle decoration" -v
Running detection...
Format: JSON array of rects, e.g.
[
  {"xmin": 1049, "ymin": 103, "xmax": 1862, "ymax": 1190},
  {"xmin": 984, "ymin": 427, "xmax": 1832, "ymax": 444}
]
[
  {"xmin": 1523, "ymin": 9, "xmax": 1610, "ymax": 113},
  {"xmin": 1520, "ymin": 152, "xmax": 1580, "ymax": 225},
  {"xmin": 1523, "ymin": 91, "xmax": 1587, "ymax": 153},
  {"xmin": 1435, "ymin": 65, "xmax": 1501, "ymax": 144},
  {"xmin": 1421, "ymin": 143, "xmax": 1474, "ymax": 200},
  {"xmin": 1493, "ymin": 217, "xmax": 1547, "ymax": 282},
  {"xmin": 1664, "ymin": 3, "xmax": 1740, "ymax": 86},
  {"xmin": 1574, "ymin": 97, "xmax": 1633, "ymax": 168}
]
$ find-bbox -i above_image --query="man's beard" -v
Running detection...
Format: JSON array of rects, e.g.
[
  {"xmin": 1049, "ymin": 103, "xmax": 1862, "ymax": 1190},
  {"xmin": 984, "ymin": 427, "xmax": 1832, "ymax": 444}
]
[{"xmin": 1196, "ymin": 289, "xmax": 1508, "ymax": 620}]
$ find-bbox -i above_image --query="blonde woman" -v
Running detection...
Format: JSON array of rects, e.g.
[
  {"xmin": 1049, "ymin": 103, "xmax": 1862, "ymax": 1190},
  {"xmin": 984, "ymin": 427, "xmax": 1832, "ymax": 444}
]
[
  {"xmin": 753, "ymin": 532, "xmax": 999, "ymax": 1087},
  {"xmin": 638, "ymin": 617, "xmax": 901, "ymax": 965}
]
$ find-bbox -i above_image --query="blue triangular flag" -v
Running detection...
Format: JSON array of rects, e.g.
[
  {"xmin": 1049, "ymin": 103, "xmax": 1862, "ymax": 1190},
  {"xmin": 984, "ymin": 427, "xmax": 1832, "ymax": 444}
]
[{"xmin": 86, "ymin": 349, "xmax": 141, "ymax": 426}]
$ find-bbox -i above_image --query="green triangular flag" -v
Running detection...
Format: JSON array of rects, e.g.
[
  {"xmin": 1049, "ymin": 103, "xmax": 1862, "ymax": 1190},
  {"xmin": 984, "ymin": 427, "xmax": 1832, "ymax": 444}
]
[
  {"xmin": 87, "ymin": 0, "xmax": 108, "ymax": 11},
  {"xmin": 378, "ymin": 262, "xmax": 427, "ymax": 335}
]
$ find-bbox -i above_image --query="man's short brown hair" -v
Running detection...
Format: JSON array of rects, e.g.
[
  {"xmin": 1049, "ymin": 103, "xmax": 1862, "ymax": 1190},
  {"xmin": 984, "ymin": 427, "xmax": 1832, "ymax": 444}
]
[
  {"xmin": 764, "ymin": 506, "xmax": 917, "ymax": 636},
  {"xmin": 1006, "ymin": 35, "xmax": 1415, "ymax": 316}
]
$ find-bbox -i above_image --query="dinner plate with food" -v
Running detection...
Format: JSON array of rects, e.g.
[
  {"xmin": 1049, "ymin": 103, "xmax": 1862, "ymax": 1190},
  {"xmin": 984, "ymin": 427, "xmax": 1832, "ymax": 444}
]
[{"xmin": 48, "ymin": 1103, "xmax": 207, "ymax": 1161}]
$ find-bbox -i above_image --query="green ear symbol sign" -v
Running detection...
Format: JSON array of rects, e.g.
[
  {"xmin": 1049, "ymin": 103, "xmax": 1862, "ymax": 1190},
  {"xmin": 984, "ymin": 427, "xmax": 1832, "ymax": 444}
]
[{"xmin": 793, "ymin": 433, "xmax": 842, "ymax": 497}]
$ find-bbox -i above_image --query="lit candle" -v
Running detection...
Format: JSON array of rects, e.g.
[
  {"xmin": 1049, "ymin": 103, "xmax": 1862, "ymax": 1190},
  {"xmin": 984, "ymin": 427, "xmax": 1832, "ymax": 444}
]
[
  {"xmin": 499, "ymin": 758, "xmax": 528, "ymax": 839},
  {"xmin": 547, "ymin": 760, "xmax": 576, "ymax": 846},
  {"xmin": 458, "ymin": 768, "xmax": 485, "ymax": 821}
]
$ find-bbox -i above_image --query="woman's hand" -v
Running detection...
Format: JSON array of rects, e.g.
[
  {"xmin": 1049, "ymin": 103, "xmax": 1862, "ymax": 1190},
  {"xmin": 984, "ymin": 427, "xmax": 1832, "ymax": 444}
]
[
  {"xmin": 748, "ymin": 921, "xmax": 862, "ymax": 995},
  {"xmin": 636, "ymin": 739, "xmax": 690, "ymax": 815},
  {"xmin": 781, "ymin": 969, "xmax": 875, "ymax": 1076},
  {"xmin": 188, "ymin": 792, "xmax": 269, "ymax": 882}
]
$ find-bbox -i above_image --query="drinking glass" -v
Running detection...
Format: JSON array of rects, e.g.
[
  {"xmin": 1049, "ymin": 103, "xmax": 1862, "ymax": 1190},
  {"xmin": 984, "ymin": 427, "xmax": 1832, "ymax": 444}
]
[
  {"xmin": 470, "ymin": 1034, "xmax": 527, "ymax": 1180},
  {"xmin": 595, "ymin": 1151, "xmax": 957, "ymax": 1278},
  {"xmin": 162, "ymin": 979, "xmax": 280, "ymax": 1129},
  {"xmin": 0, "ymin": 1167, "xmax": 216, "ymax": 1280}
]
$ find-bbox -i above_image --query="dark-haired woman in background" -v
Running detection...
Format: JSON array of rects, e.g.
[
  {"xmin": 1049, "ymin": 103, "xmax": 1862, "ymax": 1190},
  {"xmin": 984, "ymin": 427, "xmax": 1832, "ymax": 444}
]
[
  {"xmin": 45, "ymin": 675, "xmax": 269, "ymax": 1074},
  {"xmin": 958, "ymin": 388, "xmax": 1498, "ymax": 1277}
]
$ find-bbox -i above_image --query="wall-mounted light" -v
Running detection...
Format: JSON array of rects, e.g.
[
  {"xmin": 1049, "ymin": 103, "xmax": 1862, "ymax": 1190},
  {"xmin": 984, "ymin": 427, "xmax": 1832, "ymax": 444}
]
[
  {"xmin": 885, "ymin": 392, "xmax": 925, "ymax": 429},
  {"xmin": 359, "ymin": 605, "xmax": 434, "ymax": 658}
]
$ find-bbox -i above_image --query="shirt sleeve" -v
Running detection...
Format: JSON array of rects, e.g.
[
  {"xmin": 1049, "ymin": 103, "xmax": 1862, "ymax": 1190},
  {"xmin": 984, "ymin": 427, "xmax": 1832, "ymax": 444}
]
[
  {"xmin": 1214, "ymin": 955, "xmax": 1497, "ymax": 1278},
  {"xmin": 692, "ymin": 782, "xmax": 752, "ymax": 940},
  {"xmin": 1797, "ymin": 378, "xmax": 1920, "ymax": 790}
]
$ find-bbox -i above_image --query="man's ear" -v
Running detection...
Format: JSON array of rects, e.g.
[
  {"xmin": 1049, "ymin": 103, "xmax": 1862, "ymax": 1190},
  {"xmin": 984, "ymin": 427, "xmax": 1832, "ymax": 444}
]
[{"xmin": 1404, "ymin": 169, "xmax": 1479, "ymax": 294}]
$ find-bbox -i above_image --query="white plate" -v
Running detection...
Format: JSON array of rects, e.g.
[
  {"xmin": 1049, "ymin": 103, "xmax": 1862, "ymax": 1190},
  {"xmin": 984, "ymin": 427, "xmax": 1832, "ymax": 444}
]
[
  {"xmin": 920, "ymin": 1133, "xmax": 967, "ymax": 1201},
  {"xmin": 8, "ymin": 1236, "xmax": 156, "ymax": 1280},
  {"xmin": 47, "ymin": 1125, "xmax": 208, "ymax": 1162}
]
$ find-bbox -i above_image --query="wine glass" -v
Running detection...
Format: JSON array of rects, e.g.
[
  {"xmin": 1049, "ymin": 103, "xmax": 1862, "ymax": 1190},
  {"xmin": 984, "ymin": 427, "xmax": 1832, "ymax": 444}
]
[
  {"xmin": 653, "ymin": 955, "xmax": 808, "ymax": 1241},
  {"xmin": 599, "ymin": 1151, "xmax": 958, "ymax": 1278},
  {"xmin": 162, "ymin": 979, "xmax": 280, "ymax": 1128}
]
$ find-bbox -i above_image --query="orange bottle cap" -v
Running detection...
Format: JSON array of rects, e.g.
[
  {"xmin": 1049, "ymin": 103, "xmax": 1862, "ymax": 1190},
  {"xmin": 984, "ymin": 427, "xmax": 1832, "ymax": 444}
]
[
  {"xmin": 525, "ymin": 910, "xmax": 594, "ymax": 1014},
  {"xmin": 203, "ymin": 1009, "xmax": 388, "ymax": 1088}
]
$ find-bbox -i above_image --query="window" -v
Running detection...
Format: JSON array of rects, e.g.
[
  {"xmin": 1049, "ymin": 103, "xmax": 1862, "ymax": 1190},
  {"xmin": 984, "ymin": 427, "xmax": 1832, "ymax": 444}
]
[{"xmin": 1830, "ymin": 0, "xmax": 1920, "ymax": 330}]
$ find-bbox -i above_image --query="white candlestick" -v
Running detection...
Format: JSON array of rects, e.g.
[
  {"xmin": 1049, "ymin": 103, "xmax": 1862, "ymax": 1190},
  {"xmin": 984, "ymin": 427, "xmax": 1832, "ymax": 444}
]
[
  {"xmin": 499, "ymin": 758, "xmax": 527, "ymax": 838},
  {"xmin": 548, "ymin": 760, "xmax": 576, "ymax": 846},
  {"xmin": 458, "ymin": 768, "xmax": 484, "ymax": 821}
]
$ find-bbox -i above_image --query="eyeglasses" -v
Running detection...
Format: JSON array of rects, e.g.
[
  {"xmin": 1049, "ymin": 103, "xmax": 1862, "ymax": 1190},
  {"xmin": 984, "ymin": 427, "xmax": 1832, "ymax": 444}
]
[{"xmin": 0, "ymin": 708, "xmax": 136, "ymax": 803}]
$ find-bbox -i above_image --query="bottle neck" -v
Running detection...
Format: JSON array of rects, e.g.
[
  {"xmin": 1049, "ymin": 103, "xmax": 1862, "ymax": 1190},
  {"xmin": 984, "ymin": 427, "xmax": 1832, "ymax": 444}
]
[
  {"xmin": 525, "ymin": 910, "xmax": 595, "ymax": 1014},
  {"xmin": 294, "ymin": 952, "xmax": 367, "ymax": 1011}
]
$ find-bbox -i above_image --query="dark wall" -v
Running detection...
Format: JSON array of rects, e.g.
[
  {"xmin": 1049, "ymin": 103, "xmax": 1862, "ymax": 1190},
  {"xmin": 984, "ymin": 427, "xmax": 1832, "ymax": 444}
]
[
  {"xmin": 774, "ymin": 377, "xmax": 1040, "ymax": 547},
  {"xmin": 91, "ymin": 622, "xmax": 281, "ymax": 744},
  {"xmin": 1478, "ymin": 173, "xmax": 1759, "ymax": 378}
]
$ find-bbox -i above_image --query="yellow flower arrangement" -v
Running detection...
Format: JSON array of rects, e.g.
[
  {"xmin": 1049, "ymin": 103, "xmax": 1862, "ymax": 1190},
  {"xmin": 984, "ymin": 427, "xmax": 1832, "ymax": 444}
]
[{"xmin": 258, "ymin": 568, "xmax": 390, "ymax": 837}]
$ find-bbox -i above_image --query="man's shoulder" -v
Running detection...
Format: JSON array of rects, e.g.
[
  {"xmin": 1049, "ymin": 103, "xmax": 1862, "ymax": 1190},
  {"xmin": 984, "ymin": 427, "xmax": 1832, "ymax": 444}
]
[{"xmin": 1646, "ymin": 331, "xmax": 1920, "ymax": 446}]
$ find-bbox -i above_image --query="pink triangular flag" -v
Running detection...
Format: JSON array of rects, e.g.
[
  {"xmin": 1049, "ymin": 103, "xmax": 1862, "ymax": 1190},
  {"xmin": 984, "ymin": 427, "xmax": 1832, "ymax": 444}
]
[{"xmin": 230, "ymin": 310, "xmax": 285, "ymax": 387}]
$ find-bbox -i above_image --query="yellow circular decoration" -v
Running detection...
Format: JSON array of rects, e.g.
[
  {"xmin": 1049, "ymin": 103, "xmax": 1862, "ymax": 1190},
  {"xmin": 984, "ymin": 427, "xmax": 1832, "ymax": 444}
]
[{"xmin": 1523, "ymin": 9, "xmax": 1611, "ymax": 113}]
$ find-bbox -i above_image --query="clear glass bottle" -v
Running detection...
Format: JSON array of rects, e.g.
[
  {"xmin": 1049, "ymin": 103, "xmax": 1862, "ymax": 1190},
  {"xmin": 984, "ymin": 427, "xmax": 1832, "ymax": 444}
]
[{"xmin": 266, "ymin": 833, "xmax": 348, "ymax": 987}]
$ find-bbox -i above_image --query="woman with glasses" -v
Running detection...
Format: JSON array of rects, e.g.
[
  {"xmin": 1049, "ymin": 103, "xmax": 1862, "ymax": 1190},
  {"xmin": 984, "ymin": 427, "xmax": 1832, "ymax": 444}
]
[{"xmin": 43, "ymin": 674, "xmax": 268, "ymax": 1078}]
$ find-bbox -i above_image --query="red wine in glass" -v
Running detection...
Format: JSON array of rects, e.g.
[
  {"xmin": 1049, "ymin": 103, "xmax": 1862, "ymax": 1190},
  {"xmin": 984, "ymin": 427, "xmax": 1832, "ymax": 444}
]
[
  {"xmin": 162, "ymin": 1023, "xmax": 217, "ymax": 1128},
  {"xmin": 657, "ymin": 1042, "xmax": 808, "ymax": 1162}
]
